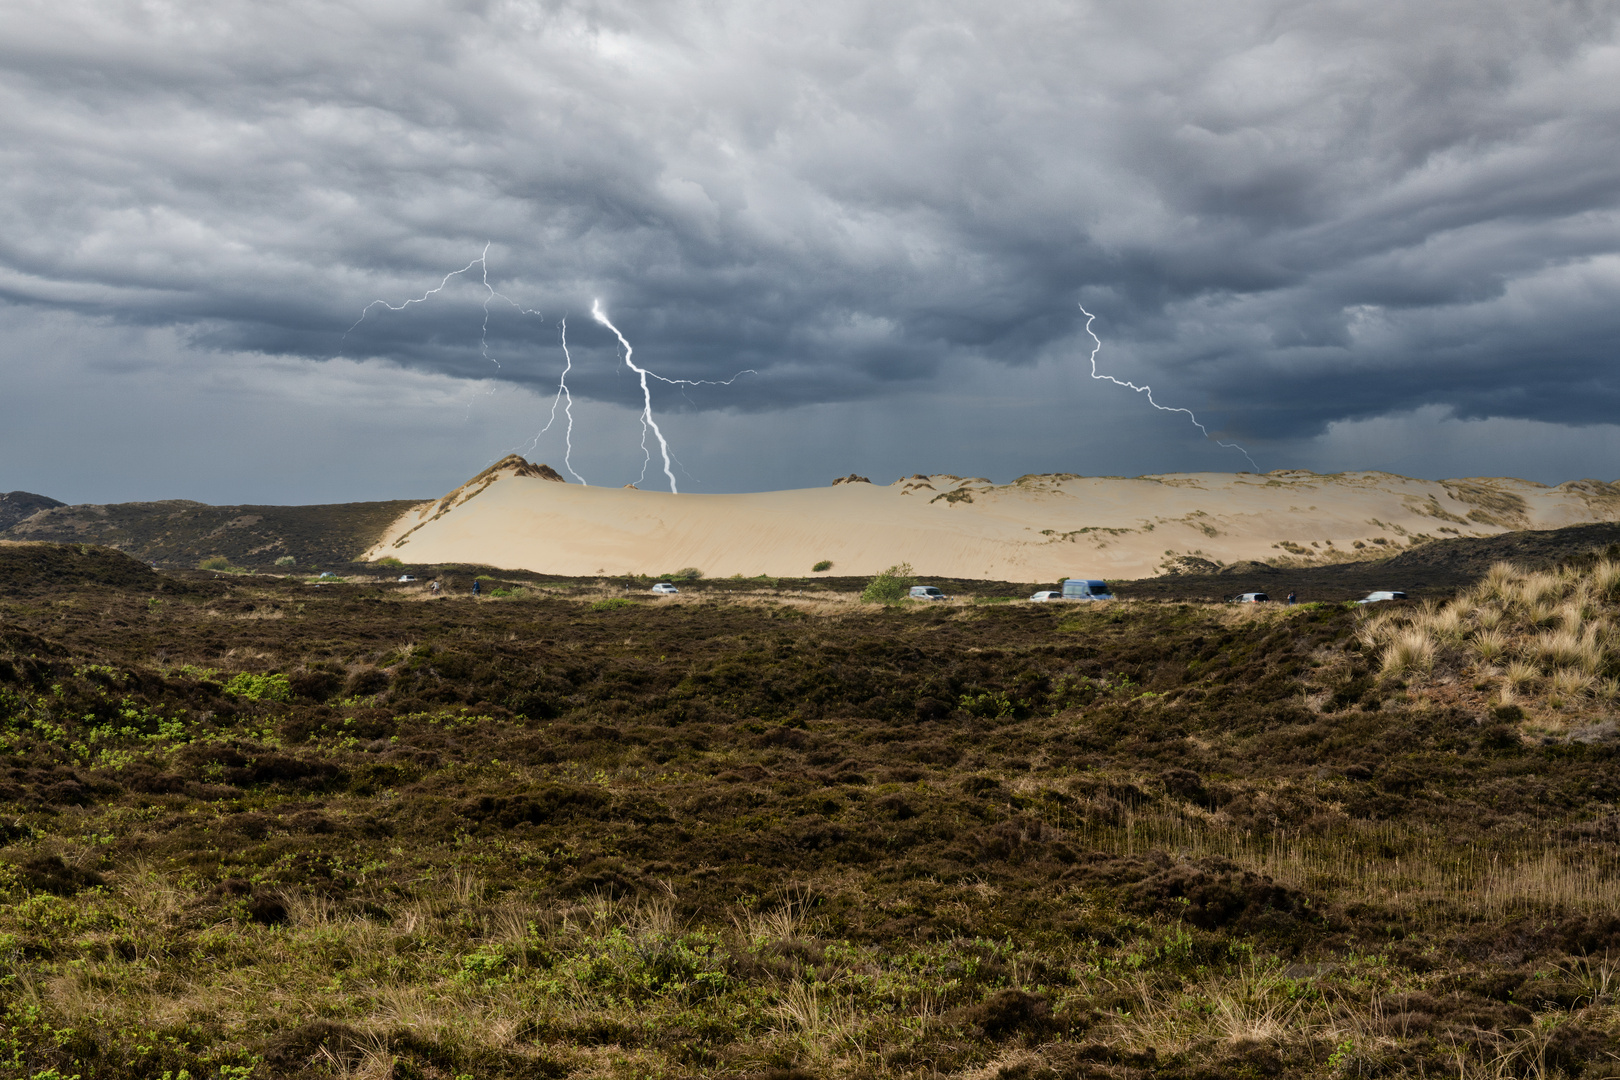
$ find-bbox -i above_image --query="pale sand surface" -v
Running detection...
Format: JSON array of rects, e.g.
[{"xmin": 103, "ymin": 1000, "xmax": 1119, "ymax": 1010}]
[{"xmin": 364, "ymin": 458, "xmax": 1620, "ymax": 581}]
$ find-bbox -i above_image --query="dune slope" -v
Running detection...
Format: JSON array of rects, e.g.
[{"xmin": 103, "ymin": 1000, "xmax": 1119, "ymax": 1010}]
[{"xmin": 364, "ymin": 456, "xmax": 1620, "ymax": 580}]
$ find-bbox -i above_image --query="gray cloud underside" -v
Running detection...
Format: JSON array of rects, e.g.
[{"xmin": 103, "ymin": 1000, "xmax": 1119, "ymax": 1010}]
[{"xmin": 2, "ymin": 0, "xmax": 1618, "ymax": 444}]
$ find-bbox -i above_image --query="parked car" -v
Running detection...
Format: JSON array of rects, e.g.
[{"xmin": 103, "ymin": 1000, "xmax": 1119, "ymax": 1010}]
[
  {"xmin": 909, "ymin": 585, "xmax": 948, "ymax": 601},
  {"xmin": 651, "ymin": 582, "xmax": 679, "ymax": 595},
  {"xmin": 1356, "ymin": 590, "xmax": 1408, "ymax": 604},
  {"xmin": 1061, "ymin": 579, "xmax": 1114, "ymax": 600},
  {"xmin": 1234, "ymin": 592, "xmax": 1270, "ymax": 603},
  {"xmin": 398, "ymin": 575, "xmax": 417, "ymax": 583},
  {"xmin": 1030, "ymin": 590, "xmax": 1063, "ymax": 602}
]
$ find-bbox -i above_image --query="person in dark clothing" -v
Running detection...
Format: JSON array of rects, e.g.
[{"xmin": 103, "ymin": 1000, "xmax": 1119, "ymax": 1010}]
[
  {"xmin": 1286, "ymin": 591, "xmax": 1297, "ymax": 605},
  {"xmin": 472, "ymin": 579, "xmax": 481, "ymax": 597}
]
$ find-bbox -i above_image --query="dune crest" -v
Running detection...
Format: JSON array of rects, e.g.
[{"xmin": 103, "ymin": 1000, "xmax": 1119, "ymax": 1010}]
[{"xmin": 363, "ymin": 458, "xmax": 1620, "ymax": 580}]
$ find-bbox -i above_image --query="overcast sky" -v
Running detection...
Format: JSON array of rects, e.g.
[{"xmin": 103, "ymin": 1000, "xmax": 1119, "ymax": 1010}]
[{"xmin": 2, "ymin": 0, "xmax": 1617, "ymax": 504}]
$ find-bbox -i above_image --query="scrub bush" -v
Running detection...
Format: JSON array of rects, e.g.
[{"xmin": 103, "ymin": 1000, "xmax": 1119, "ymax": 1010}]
[{"xmin": 860, "ymin": 562, "xmax": 915, "ymax": 603}]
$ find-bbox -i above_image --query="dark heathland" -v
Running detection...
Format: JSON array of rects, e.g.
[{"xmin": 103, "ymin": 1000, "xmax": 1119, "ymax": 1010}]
[{"xmin": 0, "ymin": 536, "xmax": 1618, "ymax": 1078}]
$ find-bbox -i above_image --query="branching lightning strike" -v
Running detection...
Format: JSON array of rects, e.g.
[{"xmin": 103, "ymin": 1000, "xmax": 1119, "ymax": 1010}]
[
  {"xmin": 591, "ymin": 300, "xmax": 678, "ymax": 493},
  {"xmin": 346, "ymin": 242, "xmax": 541, "ymax": 373},
  {"xmin": 1079, "ymin": 304, "xmax": 1258, "ymax": 471},
  {"xmin": 347, "ymin": 249, "xmax": 754, "ymax": 494},
  {"xmin": 526, "ymin": 318, "xmax": 586, "ymax": 485},
  {"xmin": 589, "ymin": 300, "xmax": 757, "ymax": 494}
]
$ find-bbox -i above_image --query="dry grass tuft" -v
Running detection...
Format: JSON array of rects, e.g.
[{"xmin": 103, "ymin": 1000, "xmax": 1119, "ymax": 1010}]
[
  {"xmin": 1367, "ymin": 555, "xmax": 1620, "ymax": 730},
  {"xmin": 1549, "ymin": 667, "xmax": 1595, "ymax": 700},
  {"xmin": 1594, "ymin": 558, "xmax": 1620, "ymax": 600},
  {"xmin": 1470, "ymin": 627, "xmax": 1508, "ymax": 663},
  {"xmin": 1380, "ymin": 627, "xmax": 1434, "ymax": 677}
]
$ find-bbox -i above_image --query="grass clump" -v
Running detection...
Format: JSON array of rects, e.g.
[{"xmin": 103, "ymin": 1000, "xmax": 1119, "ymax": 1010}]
[
  {"xmin": 1361, "ymin": 550, "xmax": 1620, "ymax": 733},
  {"xmin": 666, "ymin": 567, "xmax": 704, "ymax": 581},
  {"xmin": 812, "ymin": 559, "xmax": 833, "ymax": 572},
  {"xmin": 274, "ymin": 555, "xmax": 296, "ymax": 568},
  {"xmin": 198, "ymin": 554, "xmax": 237, "ymax": 571},
  {"xmin": 859, "ymin": 561, "xmax": 915, "ymax": 603},
  {"xmin": 590, "ymin": 597, "xmax": 637, "ymax": 611}
]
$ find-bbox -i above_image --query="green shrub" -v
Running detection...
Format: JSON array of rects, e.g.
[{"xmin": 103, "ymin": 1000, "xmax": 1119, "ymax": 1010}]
[
  {"xmin": 812, "ymin": 560, "xmax": 833, "ymax": 572},
  {"xmin": 668, "ymin": 567, "xmax": 704, "ymax": 581},
  {"xmin": 590, "ymin": 598, "xmax": 637, "ymax": 612},
  {"xmin": 375, "ymin": 557, "xmax": 404, "ymax": 568},
  {"xmin": 198, "ymin": 555, "xmax": 233, "ymax": 571},
  {"xmin": 222, "ymin": 672, "xmax": 292, "ymax": 702},
  {"xmin": 860, "ymin": 562, "xmax": 916, "ymax": 603},
  {"xmin": 274, "ymin": 555, "xmax": 296, "ymax": 568}
]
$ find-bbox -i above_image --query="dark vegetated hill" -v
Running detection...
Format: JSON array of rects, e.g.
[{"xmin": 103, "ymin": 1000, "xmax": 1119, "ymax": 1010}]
[
  {"xmin": 1117, "ymin": 520, "xmax": 1620, "ymax": 603},
  {"xmin": 0, "ymin": 497, "xmax": 425, "ymax": 570},
  {"xmin": 0, "ymin": 551, "xmax": 1618, "ymax": 1078},
  {"xmin": 0, "ymin": 541, "xmax": 200, "ymax": 594},
  {"xmin": 0, "ymin": 491, "xmax": 64, "ymax": 531}
]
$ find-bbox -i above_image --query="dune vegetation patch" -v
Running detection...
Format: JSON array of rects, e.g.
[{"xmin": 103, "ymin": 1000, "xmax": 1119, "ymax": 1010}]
[{"xmin": 1357, "ymin": 547, "xmax": 1620, "ymax": 739}]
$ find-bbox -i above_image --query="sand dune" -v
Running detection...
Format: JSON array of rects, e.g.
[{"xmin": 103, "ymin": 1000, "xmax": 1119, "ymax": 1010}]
[{"xmin": 363, "ymin": 456, "xmax": 1620, "ymax": 581}]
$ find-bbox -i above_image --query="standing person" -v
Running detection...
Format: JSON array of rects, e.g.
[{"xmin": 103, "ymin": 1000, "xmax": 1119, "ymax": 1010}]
[
  {"xmin": 472, "ymin": 579, "xmax": 481, "ymax": 598},
  {"xmin": 1286, "ymin": 591, "xmax": 1297, "ymax": 605}
]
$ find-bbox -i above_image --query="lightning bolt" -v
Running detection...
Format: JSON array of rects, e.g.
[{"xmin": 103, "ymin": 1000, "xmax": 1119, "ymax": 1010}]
[
  {"xmin": 346, "ymin": 242, "xmax": 542, "ymax": 374},
  {"xmin": 476, "ymin": 245, "xmax": 544, "ymax": 371},
  {"xmin": 345, "ymin": 249, "xmax": 753, "ymax": 492},
  {"xmin": 1079, "ymin": 304, "xmax": 1258, "ymax": 471},
  {"xmin": 345, "ymin": 253, "xmax": 486, "ymax": 337},
  {"xmin": 588, "ymin": 300, "xmax": 759, "ymax": 493},
  {"xmin": 524, "ymin": 318, "xmax": 587, "ymax": 484},
  {"xmin": 592, "ymin": 300, "xmax": 680, "ymax": 493}
]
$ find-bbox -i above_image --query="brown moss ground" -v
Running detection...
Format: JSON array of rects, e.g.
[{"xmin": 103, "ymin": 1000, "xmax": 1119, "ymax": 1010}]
[{"xmin": 0, "ymin": 547, "xmax": 1618, "ymax": 1078}]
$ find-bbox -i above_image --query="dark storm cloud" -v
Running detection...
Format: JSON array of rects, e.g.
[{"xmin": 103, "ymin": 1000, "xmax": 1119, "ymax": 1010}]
[{"xmin": 2, "ymin": 0, "xmax": 1618, "ymax": 443}]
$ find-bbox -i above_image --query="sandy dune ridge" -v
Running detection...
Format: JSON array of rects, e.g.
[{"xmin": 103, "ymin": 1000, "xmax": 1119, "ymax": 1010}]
[{"xmin": 363, "ymin": 456, "xmax": 1620, "ymax": 581}]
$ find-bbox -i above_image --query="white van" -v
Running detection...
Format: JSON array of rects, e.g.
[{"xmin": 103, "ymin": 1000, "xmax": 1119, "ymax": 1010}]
[
  {"xmin": 1061, "ymin": 579, "xmax": 1114, "ymax": 601},
  {"xmin": 909, "ymin": 585, "xmax": 948, "ymax": 601}
]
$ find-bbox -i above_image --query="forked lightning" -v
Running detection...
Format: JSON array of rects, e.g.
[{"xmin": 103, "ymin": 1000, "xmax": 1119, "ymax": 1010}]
[{"xmin": 348, "ymin": 247, "xmax": 752, "ymax": 492}]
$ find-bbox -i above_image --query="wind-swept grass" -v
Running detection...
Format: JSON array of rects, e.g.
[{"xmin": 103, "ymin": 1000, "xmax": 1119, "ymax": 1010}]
[{"xmin": 1361, "ymin": 551, "xmax": 1620, "ymax": 734}]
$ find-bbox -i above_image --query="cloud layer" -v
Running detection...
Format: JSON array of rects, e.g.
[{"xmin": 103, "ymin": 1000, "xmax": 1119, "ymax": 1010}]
[{"xmin": 2, "ymin": 0, "xmax": 1617, "ymax": 498}]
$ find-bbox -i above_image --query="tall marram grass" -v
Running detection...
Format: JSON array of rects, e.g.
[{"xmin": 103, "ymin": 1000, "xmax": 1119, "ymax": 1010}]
[{"xmin": 1360, "ymin": 557, "xmax": 1620, "ymax": 723}]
